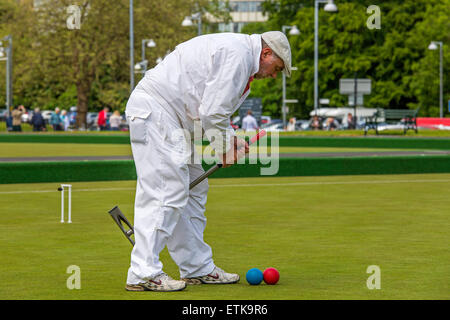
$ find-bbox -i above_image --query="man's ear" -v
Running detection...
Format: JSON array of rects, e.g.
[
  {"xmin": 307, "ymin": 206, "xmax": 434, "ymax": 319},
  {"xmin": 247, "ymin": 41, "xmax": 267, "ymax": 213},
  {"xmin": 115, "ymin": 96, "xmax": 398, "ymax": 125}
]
[{"xmin": 261, "ymin": 47, "xmax": 272, "ymax": 59}]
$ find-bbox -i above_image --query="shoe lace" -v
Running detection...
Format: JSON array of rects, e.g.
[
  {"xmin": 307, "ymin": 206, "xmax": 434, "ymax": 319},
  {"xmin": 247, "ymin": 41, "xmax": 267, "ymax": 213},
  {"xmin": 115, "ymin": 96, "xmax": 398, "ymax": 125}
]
[
  {"xmin": 153, "ymin": 273, "xmax": 171, "ymax": 281},
  {"xmin": 212, "ymin": 266, "xmax": 225, "ymax": 276}
]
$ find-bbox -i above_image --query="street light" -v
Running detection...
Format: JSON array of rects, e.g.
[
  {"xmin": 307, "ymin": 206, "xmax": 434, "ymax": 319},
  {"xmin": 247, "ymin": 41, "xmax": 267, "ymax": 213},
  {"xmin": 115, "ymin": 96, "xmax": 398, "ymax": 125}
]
[
  {"xmin": 314, "ymin": 0, "xmax": 338, "ymax": 115},
  {"xmin": 428, "ymin": 41, "xmax": 444, "ymax": 118},
  {"xmin": 182, "ymin": 16, "xmax": 194, "ymax": 27},
  {"xmin": 324, "ymin": 0, "xmax": 338, "ymax": 12},
  {"xmin": 182, "ymin": 12, "xmax": 202, "ymax": 36},
  {"xmin": 0, "ymin": 35, "xmax": 12, "ymax": 120},
  {"xmin": 281, "ymin": 25, "xmax": 300, "ymax": 129},
  {"xmin": 288, "ymin": 25, "xmax": 300, "ymax": 36},
  {"xmin": 134, "ymin": 60, "xmax": 148, "ymax": 74},
  {"xmin": 137, "ymin": 39, "xmax": 157, "ymax": 75},
  {"xmin": 129, "ymin": 0, "xmax": 134, "ymax": 93},
  {"xmin": 146, "ymin": 39, "xmax": 156, "ymax": 48},
  {"xmin": 428, "ymin": 42, "xmax": 438, "ymax": 51}
]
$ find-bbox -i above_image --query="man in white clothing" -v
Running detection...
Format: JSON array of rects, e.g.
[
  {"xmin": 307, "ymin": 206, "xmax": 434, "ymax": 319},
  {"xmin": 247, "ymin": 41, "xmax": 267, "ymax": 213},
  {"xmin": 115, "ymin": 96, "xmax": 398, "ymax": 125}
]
[
  {"xmin": 125, "ymin": 31, "xmax": 291, "ymax": 292},
  {"xmin": 241, "ymin": 110, "xmax": 259, "ymax": 131}
]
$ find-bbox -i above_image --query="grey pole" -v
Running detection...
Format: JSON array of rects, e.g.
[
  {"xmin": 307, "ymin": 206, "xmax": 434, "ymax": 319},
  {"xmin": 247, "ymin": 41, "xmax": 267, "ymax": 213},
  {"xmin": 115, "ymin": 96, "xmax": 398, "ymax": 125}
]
[
  {"xmin": 439, "ymin": 42, "xmax": 443, "ymax": 118},
  {"xmin": 282, "ymin": 71, "xmax": 286, "ymax": 129},
  {"xmin": 140, "ymin": 39, "xmax": 147, "ymax": 80},
  {"xmin": 313, "ymin": 1, "xmax": 337, "ymax": 115},
  {"xmin": 7, "ymin": 36, "xmax": 12, "ymax": 113},
  {"xmin": 354, "ymin": 71, "xmax": 357, "ymax": 121},
  {"xmin": 198, "ymin": 14, "xmax": 202, "ymax": 36},
  {"xmin": 282, "ymin": 25, "xmax": 288, "ymax": 129},
  {"xmin": 2, "ymin": 35, "xmax": 12, "ymax": 118},
  {"xmin": 141, "ymin": 39, "xmax": 146, "ymax": 63},
  {"xmin": 314, "ymin": 0, "xmax": 319, "ymax": 114},
  {"xmin": 281, "ymin": 25, "xmax": 299, "ymax": 129},
  {"xmin": 129, "ymin": 0, "xmax": 134, "ymax": 93},
  {"xmin": 140, "ymin": 39, "xmax": 155, "ymax": 75}
]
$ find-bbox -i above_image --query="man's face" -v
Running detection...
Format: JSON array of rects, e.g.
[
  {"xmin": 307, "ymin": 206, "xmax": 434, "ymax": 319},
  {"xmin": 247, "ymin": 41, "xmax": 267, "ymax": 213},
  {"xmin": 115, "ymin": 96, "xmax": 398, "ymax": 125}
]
[{"xmin": 254, "ymin": 47, "xmax": 285, "ymax": 79}]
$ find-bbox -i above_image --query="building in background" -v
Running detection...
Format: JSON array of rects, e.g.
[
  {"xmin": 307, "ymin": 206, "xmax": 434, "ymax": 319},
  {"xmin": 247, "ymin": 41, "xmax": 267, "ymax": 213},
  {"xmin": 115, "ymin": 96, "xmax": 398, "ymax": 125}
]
[{"xmin": 211, "ymin": 1, "xmax": 268, "ymax": 33}]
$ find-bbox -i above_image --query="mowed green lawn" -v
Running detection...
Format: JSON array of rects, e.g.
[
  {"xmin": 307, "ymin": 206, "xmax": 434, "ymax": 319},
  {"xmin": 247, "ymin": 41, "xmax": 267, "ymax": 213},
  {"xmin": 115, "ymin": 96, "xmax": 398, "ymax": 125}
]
[
  {"xmin": 0, "ymin": 142, "xmax": 420, "ymax": 158},
  {"xmin": 0, "ymin": 174, "xmax": 449, "ymax": 300}
]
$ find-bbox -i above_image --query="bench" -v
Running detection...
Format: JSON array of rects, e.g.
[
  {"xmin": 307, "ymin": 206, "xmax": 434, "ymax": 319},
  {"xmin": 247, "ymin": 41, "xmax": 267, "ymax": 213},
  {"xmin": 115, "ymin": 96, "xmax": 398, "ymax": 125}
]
[{"xmin": 364, "ymin": 107, "xmax": 420, "ymax": 135}]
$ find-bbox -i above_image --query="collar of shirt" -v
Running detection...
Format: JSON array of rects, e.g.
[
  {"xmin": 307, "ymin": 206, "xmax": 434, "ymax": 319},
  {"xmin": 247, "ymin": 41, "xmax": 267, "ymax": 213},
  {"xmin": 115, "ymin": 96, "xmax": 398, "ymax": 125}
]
[
  {"xmin": 242, "ymin": 76, "xmax": 254, "ymax": 96},
  {"xmin": 249, "ymin": 34, "xmax": 262, "ymax": 76}
]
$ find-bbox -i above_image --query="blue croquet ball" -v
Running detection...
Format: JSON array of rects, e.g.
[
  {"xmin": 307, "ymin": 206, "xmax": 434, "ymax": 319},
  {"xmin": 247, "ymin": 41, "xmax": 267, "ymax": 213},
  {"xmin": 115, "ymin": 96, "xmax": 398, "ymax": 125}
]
[{"xmin": 246, "ymin": 268, "xmax": 263, "ymax": 285}]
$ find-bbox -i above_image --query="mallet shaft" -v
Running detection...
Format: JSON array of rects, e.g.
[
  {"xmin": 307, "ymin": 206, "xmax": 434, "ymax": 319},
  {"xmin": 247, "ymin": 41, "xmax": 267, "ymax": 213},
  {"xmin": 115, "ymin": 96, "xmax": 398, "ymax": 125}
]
[{"xmin": 189, "ymin": 130, "xmax": 267, "ymax": 190}]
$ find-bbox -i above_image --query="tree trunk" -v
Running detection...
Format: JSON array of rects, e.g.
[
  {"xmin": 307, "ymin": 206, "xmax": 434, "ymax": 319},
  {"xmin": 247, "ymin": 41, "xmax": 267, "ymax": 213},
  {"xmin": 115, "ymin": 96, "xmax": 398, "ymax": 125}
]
[{"xmin": 76, "ymin": 82, "xmax": 90, "ymax": 130}]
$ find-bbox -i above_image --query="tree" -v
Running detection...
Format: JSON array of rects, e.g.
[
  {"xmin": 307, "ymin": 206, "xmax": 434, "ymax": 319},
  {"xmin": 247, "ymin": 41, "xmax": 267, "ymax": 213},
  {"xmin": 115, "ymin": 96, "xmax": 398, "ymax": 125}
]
[
  {"xmin": 245, "ymin": 0, "xmax": 449, "ymax": 118},
  {"xmin": 2, "ymin": 0, "xmax": 218, "ymax": 128},
  {"xmin": 405, "ymin": 0, "xmax": 450, "ymax": 116}
]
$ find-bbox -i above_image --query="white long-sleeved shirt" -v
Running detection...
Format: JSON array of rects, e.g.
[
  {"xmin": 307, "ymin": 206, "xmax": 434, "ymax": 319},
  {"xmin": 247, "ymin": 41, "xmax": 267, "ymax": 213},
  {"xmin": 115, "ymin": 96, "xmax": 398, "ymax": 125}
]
[{"xmin": 127, "ymin": 33, "xmax": 262, "ymax": 151}]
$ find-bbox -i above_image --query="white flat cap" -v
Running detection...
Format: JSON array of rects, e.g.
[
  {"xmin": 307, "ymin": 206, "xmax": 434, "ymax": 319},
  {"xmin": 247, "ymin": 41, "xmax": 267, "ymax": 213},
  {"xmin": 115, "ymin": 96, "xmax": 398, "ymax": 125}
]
[{"xmin": 261, "ymin": 31, "xmax": 292, "ymax": 77}]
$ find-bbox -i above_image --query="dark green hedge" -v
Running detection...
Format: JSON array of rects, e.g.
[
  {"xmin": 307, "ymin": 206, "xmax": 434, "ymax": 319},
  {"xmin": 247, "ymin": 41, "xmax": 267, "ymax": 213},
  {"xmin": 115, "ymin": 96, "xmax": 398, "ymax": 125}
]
[{"xmin": 1, "ymin": 156, "xmax": 449, "ymax": 184}]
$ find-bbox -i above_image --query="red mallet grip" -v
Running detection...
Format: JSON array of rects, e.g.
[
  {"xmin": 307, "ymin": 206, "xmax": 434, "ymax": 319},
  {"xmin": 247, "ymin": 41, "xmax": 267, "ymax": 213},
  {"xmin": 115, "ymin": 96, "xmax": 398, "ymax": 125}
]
[{"xmin": 250, "ymin": 129, "xmax": 267, "ymax": 145}]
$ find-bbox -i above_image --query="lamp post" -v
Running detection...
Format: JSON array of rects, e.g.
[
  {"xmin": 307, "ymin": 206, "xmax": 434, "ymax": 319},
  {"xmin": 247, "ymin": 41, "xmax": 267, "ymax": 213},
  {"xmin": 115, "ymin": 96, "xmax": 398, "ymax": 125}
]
[
  {"xmin": 314, "ymin": 0, "xmax": 337, "ymax": 115},
  {"xmin": 281, "ymin": 25, "xmax": 300, "ymax": 129},
  {"xmin": 182, "ymin": 12, "xmax": 202, "ymax": 36},
  {"xmin": 134, "ymin": 38, "xmax": 156, "ymax": 77},
  {"xmin": 0, "ymin": 35, "xmax": 12, "ymax": 118},
  {"xmin": 428, "ymin": 41, "xmax": 444, "ymax": 118},
  {"xmin": 134, "ymin": 60, "xmax": 148, "ymax": 74},
  {"xmin": 141, "ymin": 39, "xmax": 156, "ymax": 63},
  {"xmin": 129, "ymin": 0, "xmax": 134, "ymax": 93}
]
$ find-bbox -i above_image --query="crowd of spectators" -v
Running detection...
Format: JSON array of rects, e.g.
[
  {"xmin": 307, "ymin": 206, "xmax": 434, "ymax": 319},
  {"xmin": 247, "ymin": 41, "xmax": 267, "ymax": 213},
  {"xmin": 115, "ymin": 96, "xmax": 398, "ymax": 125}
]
[
  {"xmin": 4, "ymin": 105, "xmax": 124, "ymax": 132},
  {"xmin": 309, "ymin": 113, "xmax": 356, "ymax": 131},
  {"xmin": 5, "ymin": 105, "xmax": 360, "ymax": 133}
]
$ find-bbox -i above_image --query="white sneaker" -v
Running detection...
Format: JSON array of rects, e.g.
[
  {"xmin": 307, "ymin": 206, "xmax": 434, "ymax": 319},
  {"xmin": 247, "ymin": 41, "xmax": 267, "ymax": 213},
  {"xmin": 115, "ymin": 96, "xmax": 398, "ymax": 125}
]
[
  {"xmin": 126, "ymin": 273, "xmax": 187, "ymax": 292},
  {"xmin": 182, "ymin": 266, "xmax": 240, "ymax": 285}
]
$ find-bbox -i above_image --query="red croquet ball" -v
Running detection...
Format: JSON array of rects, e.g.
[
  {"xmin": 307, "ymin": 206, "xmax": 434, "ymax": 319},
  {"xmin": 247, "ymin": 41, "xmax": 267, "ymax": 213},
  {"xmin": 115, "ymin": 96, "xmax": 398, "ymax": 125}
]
[{"xmin": 263, "ymin": 267, "xmax": 280, "ymax": 285}]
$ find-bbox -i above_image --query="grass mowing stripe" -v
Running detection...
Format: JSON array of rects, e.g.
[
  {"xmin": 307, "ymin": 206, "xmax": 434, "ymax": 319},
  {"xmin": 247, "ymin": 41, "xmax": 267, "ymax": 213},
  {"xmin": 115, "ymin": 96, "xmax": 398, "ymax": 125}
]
[
  {"xmin": 2, "ymin": 178, "xmax": 450, "ymax": 194},
  {"xmin": 0, "ymin": 187, "xmax": 136, "ymax": 194},
  {"xmin": 210, "ymin": 178, "xmax": 450, "ymax": 188}
]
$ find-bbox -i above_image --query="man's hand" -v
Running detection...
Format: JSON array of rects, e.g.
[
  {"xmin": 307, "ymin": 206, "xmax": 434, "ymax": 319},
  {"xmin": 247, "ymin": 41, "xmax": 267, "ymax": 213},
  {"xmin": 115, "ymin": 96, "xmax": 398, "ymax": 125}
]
[{"xmin": 221, "ymin": 136, "xmax": 249, "ymax": 168}]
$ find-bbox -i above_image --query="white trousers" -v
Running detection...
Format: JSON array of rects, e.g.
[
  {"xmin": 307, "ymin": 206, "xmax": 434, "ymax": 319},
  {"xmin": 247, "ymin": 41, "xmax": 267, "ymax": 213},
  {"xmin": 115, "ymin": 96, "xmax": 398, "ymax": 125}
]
[{"xmin": 126, "ymin": 89, "xmax": 215, "ymax": 284}]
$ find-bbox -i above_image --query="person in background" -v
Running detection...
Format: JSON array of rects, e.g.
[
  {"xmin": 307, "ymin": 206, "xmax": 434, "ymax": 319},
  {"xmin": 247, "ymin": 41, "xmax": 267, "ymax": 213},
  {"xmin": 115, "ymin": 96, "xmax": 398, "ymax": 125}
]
[
  {"xmin": 30, "ymin": 107, "xmax": 46, "ymax": 131},
  {"xmin": 61, "ymin": 109, "xmax": 70, "ymax": 131},
  {"xmin": 109, "ymin": 110, "xmax": 122, "ymax": 131},
  {"xmin": 325, "ymin": 116, "xmax": 338, "ymax": 131},
  {"xmin": 69, "ymin": 107, "xmax": 77, "ymax": 127},
  {"xmin": 50, "ymin": 107, "xmax": 63, "ymax": 131},
  {"xmin": 241, "ymin": 110, "xmax": 258, "ymax": 131},
  {"xmin": 97, "ymin": 106, "xmax": 109, "ymax": 131},
  {"xmin": 287, "ymin": 117, "xmax": 296, "ymax": 131},
  {"xmin": 346, "ymin": 113, "xmax": 355, "ymax": 130},
  {"xmin": 310, "ymin": 115, "xmax": 322, "ymax": 130},
  {"xmin": 11, "ymin": 105, "xmax": 26, "ymax": 132}
]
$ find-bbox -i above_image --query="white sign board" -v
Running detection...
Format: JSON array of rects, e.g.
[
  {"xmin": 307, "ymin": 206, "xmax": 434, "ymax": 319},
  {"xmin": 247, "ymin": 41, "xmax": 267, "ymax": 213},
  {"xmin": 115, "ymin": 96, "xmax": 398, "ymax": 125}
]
[
  {"xmin": 339, "ymin": 79, "xmax": 372, "ymax": 95},
  {"xmin": 348, "ymin": 94, "xmax": 364, "ymax": 106}
]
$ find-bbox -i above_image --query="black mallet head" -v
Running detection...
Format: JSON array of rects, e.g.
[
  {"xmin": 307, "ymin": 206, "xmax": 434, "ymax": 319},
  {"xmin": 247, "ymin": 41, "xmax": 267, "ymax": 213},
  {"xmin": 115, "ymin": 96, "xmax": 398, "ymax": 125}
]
[{"xmin": 57, "ymin": 187, "xmax": 63, "ymax": 191}]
